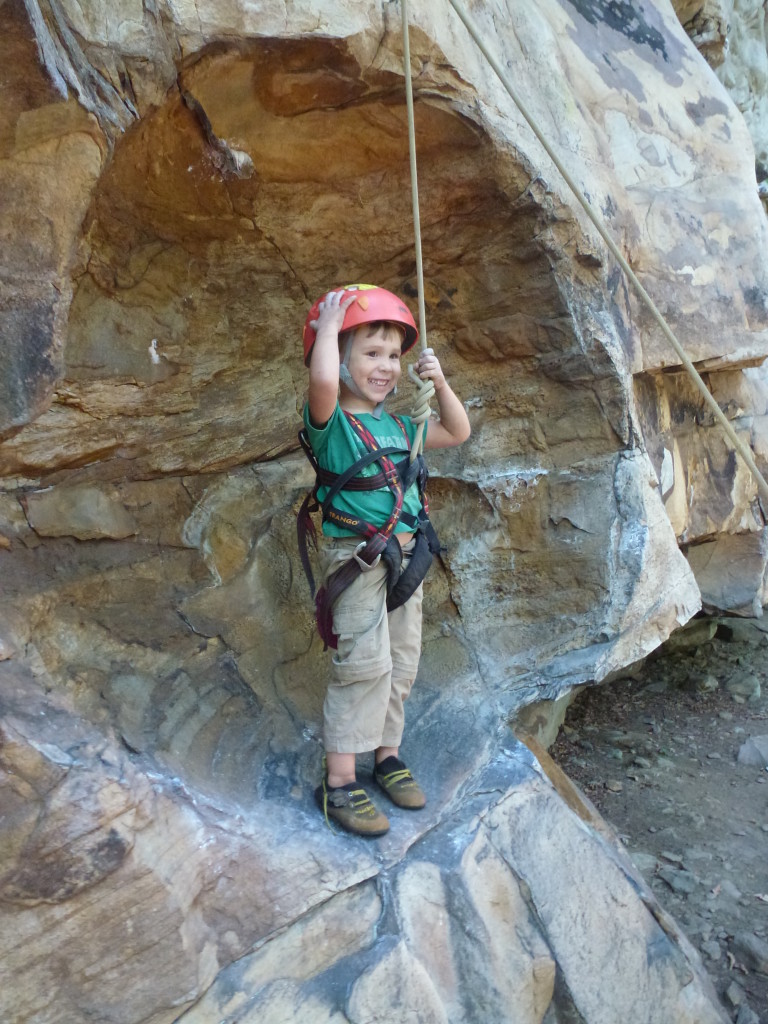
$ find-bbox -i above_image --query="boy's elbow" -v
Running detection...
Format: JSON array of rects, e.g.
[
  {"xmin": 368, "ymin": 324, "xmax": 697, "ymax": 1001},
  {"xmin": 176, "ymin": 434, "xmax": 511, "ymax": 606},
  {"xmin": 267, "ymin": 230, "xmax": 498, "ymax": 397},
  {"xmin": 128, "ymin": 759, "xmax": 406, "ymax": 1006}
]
[
  {"xmin": 455, "ymin": 414, "xmax": 471, "ymax": 445},
  {"xmin": 445, "ymin": 422, "xmax": 471, "ymax": 447}
]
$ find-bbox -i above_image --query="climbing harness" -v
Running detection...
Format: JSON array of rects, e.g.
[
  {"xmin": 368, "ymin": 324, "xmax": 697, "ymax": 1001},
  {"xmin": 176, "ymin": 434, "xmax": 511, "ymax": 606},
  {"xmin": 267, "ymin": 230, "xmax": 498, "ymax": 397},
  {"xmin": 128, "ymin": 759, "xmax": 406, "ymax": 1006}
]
[
  {"xmin": 297, "ymin": 409, "xmax": 441, "ymax": 649},
  {"xmin": 441, "ymin": 0, "xmax": 768, "ymax": 506},
  {"xmin": 298, "ymin": 279, "xmax": 441, "ymax": 647}
]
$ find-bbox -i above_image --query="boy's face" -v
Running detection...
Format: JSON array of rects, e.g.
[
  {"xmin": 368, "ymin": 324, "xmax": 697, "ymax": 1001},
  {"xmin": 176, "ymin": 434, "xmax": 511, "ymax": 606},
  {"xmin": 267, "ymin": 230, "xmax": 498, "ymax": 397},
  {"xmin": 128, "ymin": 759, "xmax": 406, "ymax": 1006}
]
[{"xmin": 343, "ymin": 323, "xmax": 403, "ymax": 406}]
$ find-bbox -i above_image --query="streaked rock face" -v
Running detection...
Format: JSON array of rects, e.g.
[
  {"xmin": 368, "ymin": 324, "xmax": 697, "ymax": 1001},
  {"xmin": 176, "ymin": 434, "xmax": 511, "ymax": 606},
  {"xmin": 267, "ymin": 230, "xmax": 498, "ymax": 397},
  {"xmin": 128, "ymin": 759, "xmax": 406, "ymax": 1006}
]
[{"xmin": 0, "ymin": 0, "xmax": 764, "ymax": 1019}]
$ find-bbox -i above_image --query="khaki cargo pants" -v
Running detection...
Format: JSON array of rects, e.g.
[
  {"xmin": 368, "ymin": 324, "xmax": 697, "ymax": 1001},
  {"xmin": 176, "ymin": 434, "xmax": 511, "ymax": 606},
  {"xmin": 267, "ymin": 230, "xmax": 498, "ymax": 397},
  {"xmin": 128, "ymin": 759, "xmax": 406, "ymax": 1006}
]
[{"xmin": 320, "ymin": 538, "xmax": 423, "ymax": 753}]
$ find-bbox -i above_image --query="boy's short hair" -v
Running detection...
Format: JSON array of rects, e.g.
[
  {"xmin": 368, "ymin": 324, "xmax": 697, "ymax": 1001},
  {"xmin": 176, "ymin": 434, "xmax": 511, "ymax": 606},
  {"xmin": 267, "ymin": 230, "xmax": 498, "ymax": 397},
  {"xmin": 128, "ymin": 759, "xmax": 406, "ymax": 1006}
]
[{"xmin": 339, "ymin": 320, "xmax": 407, "ymax": 350}]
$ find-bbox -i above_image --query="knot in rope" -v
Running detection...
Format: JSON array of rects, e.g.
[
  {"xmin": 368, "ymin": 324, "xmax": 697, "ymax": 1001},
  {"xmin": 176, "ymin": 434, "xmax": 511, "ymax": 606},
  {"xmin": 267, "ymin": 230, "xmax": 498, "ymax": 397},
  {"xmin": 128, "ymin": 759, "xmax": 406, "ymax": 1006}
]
[{"xmin": 408, "ymin": 364, "xmax": 435, "ymax": 425}]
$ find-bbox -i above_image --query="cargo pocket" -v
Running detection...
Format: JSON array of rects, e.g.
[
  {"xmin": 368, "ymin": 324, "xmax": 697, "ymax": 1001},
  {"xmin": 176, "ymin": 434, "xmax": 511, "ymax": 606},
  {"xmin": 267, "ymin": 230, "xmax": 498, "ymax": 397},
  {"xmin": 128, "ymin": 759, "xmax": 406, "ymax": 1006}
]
[{"xmin": 331, "ymin": 567, "xmax": 392, "ymax": 683}]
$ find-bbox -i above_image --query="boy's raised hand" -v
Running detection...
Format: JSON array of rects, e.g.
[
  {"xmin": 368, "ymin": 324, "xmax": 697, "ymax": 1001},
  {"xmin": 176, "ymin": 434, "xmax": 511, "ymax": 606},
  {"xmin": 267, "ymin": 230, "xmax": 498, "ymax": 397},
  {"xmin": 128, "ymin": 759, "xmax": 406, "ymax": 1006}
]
[{"xmin": 310, "ymin": 289, "xmax": 356, "ymax": 337}]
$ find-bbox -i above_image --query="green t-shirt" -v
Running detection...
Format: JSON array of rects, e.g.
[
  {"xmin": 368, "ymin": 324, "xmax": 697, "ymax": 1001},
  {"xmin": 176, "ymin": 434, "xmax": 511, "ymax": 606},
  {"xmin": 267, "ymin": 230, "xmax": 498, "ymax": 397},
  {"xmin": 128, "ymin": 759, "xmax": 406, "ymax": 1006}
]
[{"xmin": 303, "ymin": 403, "xmax": 423, "ymax": 538}]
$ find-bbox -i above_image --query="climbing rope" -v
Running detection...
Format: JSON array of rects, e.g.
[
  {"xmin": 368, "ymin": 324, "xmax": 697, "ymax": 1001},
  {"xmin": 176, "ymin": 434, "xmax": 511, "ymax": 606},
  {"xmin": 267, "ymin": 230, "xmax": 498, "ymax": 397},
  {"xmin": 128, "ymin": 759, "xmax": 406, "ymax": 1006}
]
[
  {"xmin": 406, "ymin": 0, "xmax": 768, "ymax": 505},
  {"xmin": 401, "ymin": 0, "xmax": 435, "ymax": 462}
]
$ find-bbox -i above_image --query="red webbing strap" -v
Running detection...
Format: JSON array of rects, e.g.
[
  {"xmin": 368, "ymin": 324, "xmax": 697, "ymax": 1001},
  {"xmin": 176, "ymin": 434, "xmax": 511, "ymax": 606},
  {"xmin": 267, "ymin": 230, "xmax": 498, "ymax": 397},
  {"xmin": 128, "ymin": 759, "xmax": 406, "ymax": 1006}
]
[{"xmin": 344, "ymin": 412, "xmax": 404, "ymax": 561}]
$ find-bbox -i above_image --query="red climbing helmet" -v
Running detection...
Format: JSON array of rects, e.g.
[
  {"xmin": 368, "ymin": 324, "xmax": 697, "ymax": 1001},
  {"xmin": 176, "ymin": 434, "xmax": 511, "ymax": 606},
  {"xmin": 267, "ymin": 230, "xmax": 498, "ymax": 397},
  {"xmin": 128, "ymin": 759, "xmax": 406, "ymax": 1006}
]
[{"xmin": 302, "ymin": 284, "xmax": 419, "ymax": 365}]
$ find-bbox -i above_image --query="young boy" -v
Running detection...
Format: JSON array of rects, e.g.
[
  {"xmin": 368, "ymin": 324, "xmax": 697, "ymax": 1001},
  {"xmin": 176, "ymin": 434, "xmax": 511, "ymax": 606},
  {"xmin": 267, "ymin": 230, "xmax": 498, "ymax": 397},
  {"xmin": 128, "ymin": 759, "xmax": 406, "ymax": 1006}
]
[{"xmin": 301, "ymin": 284, "xmax": 470, "ymax": 836}]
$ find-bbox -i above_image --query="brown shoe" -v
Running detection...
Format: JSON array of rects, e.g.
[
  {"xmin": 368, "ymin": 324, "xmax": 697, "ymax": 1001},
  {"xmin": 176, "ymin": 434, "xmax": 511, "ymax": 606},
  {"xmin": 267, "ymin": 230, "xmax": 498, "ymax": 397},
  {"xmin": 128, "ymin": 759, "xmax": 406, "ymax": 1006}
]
[
  {"xmin": 374, "ymin": 756, "xmax": 426, "ymax": 809},
  {"xmin": 315, "ymin": 780, "xmax": 390, "ymax": 836}
]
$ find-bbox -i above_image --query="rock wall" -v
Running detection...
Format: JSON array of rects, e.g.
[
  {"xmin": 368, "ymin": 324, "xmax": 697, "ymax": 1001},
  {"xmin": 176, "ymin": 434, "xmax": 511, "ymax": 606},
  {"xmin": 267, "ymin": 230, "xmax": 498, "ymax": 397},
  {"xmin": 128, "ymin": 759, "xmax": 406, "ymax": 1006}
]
[{"xmin": 2, "ymin": 0, "xmax": 767, "ymax": 1020}]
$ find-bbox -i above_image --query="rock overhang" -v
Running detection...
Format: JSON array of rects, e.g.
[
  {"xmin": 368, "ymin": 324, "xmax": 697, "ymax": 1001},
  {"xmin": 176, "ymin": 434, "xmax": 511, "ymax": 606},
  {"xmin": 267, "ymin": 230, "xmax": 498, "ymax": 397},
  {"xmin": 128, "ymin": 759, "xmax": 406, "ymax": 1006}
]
[{"xmin": 2, "ymin": 5, "xmax": 718, "ymax": 729}]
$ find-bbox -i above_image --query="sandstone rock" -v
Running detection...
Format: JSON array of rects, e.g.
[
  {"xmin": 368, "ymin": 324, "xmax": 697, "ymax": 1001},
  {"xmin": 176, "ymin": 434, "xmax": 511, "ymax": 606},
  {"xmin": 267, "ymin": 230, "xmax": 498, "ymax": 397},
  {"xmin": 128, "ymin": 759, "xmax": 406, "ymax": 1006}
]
[
  {"xmin": 716, "ymin": 617, "xmax": 768, "ymax": 642},
  {"xmin": 2, "ymin": 0, "xmax": 766, "ymax": 1020},
  {"xmin": 0, "ymin": 665, "xmax": 730, "ymax": 1024},
  {"xmin": 686, "ymin": 532, "xmax": 768, "ymax": 618},
  {"xmin": 662, "ymin": 619, "xmax": 718, "ymax": 652},
  {"xmin": 23, "ymin": 483, "xmax": 138, "ymax": 540},
  {"xmin": 713, "ymin": 0, "xmax": 768, "ymax": 177},
  {"xmin": 672, "ymin": 1, "xmax": 731, "ymax": 66}
]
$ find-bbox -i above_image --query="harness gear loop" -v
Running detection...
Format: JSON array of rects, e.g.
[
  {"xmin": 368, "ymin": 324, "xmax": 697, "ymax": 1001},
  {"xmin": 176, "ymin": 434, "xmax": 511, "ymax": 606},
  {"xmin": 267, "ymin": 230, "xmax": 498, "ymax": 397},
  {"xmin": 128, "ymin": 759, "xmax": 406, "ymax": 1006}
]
[{"xmin": 444, "ymin": 0, "xmax": 768, "ymax": 508}]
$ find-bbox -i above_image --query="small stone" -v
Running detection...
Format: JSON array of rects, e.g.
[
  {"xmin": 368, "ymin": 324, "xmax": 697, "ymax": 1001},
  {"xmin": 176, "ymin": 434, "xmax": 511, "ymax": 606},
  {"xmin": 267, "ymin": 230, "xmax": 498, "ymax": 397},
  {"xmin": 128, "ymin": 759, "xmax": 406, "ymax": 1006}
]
[
  {"xmin": 732, "ymin": 932, "xmax": 768, "ymax": 973},
  {"xmin": 725, "ymin": 981, "xmax": 745, "ymax": 1007},
  {"xmin": 700, "ymin": 939, "xmax": 721, "ymax": 960},
  {"xmin": 737, "ymin": 736, "xmax": 768, "ymax": 767},
  {"xmin": 605, "ymin": 780, "xmax": 623, "ymax": 793},
  {"xmin": 720, "ymin": 879, "xmax": 743, "ymax": 900},
  {"xmin": 684, "ymin": 845, "xmax": 712, "ymax": 860},
  {"xmin": 642, "ymin": 680, "xmax": 671, "ymax": 695},
  {"xmin": 629, "ymin": 851, "xmax": 658, "ymax": 875},
  {"xmin": 633, "ymin": 755, "xmax": 652, "ymax": 768},
  {"xmin": 718, "ymin": 711, "xmax": 734, "ymax": 721},
  {"xmin": 725, "ymin": 671, "xmax": 761, "ymax": 702},
  {"xmin": 735, "ymin": 1004, "xmax": 760, "ymax": 1024},
  {"xmin": 658, "ymin": 867, "xmax": 698, "ymax": 894},
  {"xmin": 684, "ymin": 673, "xmax": 719, "ymax": 694}
]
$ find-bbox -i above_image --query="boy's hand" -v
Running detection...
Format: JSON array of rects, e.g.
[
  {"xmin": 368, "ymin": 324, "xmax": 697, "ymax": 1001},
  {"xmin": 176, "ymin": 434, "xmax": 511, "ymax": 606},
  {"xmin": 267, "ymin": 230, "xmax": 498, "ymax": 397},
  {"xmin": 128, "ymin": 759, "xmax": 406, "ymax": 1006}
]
[
  {"xmin": 310, "ymin": 290, "xmax": 356, "ymax": 337},
  {"xmin": 414, "ymin": 348, "xmax": 447, "ymax": 392}
]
